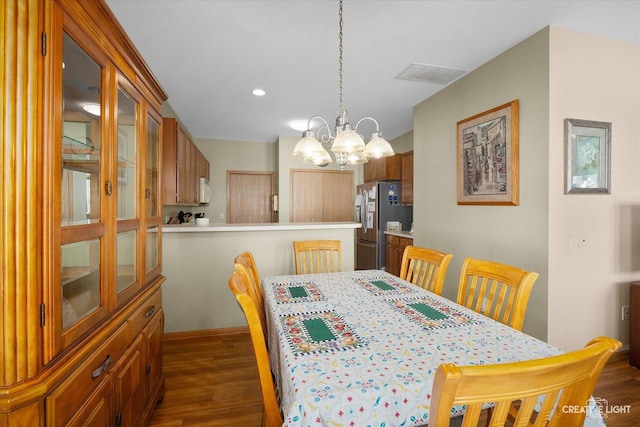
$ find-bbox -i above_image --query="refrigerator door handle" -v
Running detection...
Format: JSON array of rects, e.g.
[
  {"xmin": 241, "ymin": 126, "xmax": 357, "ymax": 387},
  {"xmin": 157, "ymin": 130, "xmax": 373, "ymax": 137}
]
[{"xmin": 361, "ymin": 189, "xmax": 369, "ymax": 233}]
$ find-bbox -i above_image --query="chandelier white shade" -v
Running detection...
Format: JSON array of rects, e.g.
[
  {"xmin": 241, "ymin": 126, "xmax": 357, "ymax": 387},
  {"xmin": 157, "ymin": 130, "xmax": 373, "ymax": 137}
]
[{"xmin": 291, "ymin": 0, "xmax": 394, "ymax": 169}]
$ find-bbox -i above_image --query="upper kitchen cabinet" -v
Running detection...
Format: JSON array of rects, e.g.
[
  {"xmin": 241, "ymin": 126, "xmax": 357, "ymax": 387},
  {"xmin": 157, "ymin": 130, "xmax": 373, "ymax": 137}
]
[
  {"xmin": 364, "ymin": 153, "xmax": 402, "ymax": 182},
  {"xmin": 2, "ymin": 0, "xmax": 167, "ymax": 424},
  {"xmin": 401, "ymin": 151, "xmax": 413, "ymax": 205},
  {"xmin": 162, "ymin": 117, "xmax": 210, "ymax": 206}
]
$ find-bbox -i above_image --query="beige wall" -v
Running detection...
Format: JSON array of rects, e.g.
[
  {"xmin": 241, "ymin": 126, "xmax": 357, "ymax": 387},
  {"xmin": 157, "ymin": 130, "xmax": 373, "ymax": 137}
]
[
  {"xmin": 413, "ymin": 28, "xmax": 551, "ymax": 341},
  {"xmin": 162, "ymin": 226, "xmax": 357, "ymax": 332},
  {"xmin": 391, "ymin": 131, "xmax": 414, "ymax": 154},
  {"xmin": 161, "ymin": 104, "xmax": 408, "ymax": 224},
  {"xmin": 547, "ymin": 27, "xmax": 640, "ymax": 350},
  {"xmin": 190, "ymin": 138, "xmax": 276, "ymax": 223},
  {"xmin": 412, "ymin": 26, "xmax": 640, "ymax": 351}
]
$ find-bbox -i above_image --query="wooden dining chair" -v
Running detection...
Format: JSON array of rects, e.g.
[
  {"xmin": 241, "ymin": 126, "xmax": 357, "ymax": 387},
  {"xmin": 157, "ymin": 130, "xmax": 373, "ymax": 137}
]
[
  {"xmin": 293, "ymin": 240, "xmax": 342, "ymax": 274},
  {"xmin": 399, "ymin": 245, "xmax": 453, "ymax": 295},
  {"xmin": 456, "ymin": 257, "xmax": 539, "ymax": 331},
  {"xmin": 228, "ymin": 270, "xmax": 283, "ymax": 427},
  {"xmin": 234, "ymin": 251, "xmax": 263, "ymax": 311},
  {"xmin": 234, "ymin": 263, "xmax": 267, "ymax": 339},
  {"xmin": 428, "ymin": 336, "xmax": 621, "ymax": 427}
]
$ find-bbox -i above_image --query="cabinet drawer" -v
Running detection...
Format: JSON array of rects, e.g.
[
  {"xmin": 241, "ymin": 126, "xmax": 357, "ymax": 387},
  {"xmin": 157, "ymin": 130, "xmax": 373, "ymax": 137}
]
[
  {"xmin": 129, "ymin": 289, "xmax": 162, "ymax": 337},
  {"xmin": 46, "ymin": 321, "xmax": 130, "ymax": 426},
  {"xmin": 386, "ymin": 235, "xmax": 400, "ymax": 246}
]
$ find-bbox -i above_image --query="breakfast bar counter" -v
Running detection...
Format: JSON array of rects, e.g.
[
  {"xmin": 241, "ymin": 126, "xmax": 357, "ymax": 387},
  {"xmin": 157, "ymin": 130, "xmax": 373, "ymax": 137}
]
[
  {"xmin": 161, "ymin": 222, "xmax": 360, "ymax": 333},
  {"xmin": 163, "ymin": 222, "xmax": 361, "ymax": 233}
]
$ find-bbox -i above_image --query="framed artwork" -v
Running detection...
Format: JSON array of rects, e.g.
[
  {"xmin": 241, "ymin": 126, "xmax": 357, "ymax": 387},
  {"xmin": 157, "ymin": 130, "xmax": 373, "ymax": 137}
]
[
  {"xmin": 564, "ymin": 118, "xmax": 611, "ymax": 194},
  {"xmin": 457, "ymin": 100, "xmax": 519, "ymax": 205}
]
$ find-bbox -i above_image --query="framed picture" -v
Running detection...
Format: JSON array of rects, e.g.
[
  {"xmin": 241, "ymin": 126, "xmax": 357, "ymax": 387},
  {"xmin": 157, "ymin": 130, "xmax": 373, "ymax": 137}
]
[
  {"xmin": 564, "ymin": 118, "xmax": 611, "ymax": 194},
  {"xmin": 457, "ymin": 100, "xmax": 519, "ymax": 205}
]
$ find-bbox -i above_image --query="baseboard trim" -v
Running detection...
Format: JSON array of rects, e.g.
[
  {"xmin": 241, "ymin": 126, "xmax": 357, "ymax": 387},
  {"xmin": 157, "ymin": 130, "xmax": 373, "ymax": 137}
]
[{"xmin": 163, "ymin": 327, "xmax": 249, "ymax": 342}]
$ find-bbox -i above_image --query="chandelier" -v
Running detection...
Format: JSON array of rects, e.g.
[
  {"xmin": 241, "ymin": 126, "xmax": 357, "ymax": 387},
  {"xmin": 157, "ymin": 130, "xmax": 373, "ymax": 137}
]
[{"xmin": 292, "ymin": 0, "xmax": 394, "ymax": 169}]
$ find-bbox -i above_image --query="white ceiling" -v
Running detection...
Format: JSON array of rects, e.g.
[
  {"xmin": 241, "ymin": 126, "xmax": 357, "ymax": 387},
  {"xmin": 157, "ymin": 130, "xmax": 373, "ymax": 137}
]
[{"xmin": 105, "ymin": 0, "xmax": 640, "ymax": 143}]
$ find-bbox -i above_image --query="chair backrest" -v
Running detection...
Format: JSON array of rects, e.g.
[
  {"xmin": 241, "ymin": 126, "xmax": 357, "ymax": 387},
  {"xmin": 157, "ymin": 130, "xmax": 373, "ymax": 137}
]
[
  {"xmin": 456, "ymin": 257, "xmax": 538, "ymax": 330},
  {"xmin": 399, "ymin": 245, "xmax": 453, "ymax": 295},
  {"xmin": 234, "ymin": 263, "xmax": 267, "ymax": 338},
  {"xmin": 293, "ymin": 240, "xmax": 342, "ymax": 274},
  {"xmin": 428, "ymin": 336, "xmax": 621, "ymax": 427},
  {"xmin": 228, "ymin": 270, "xmax": 283, "ymax": 427},
  {"xmin": 234, "ymin": 251, "xmax": 263, "ymax": 309}
]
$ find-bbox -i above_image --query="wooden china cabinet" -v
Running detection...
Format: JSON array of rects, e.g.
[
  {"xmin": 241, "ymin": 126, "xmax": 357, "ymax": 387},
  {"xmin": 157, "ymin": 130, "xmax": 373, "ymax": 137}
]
[{"xmin": 1, "ymin": 0, "xmax": 167, "ymax": 425}]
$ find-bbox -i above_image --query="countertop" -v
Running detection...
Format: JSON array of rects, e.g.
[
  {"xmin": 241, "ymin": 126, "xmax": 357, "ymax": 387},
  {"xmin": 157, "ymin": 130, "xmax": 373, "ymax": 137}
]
[
  {"xmin": 162, "ymin": 221, "xmax": 362, "ymax": 233},
  {"xmin": 383, "ymin": 230, "xmax": 414, "ymax": 239}
]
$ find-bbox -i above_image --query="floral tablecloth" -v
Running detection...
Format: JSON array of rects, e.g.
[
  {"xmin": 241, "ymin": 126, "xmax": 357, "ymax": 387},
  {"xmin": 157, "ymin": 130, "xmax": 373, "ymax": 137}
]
[{"xmin": 262, "ymin": 270, "xmax": 606, "ymax": 427}]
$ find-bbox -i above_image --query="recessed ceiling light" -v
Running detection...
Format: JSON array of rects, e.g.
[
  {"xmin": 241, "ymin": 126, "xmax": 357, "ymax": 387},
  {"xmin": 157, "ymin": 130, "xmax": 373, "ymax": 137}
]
[
  {"xmin": 252, "ymin": 89, "xmax": 266, "ymax": 96},
  {"xmin": 290, "ymin": 120, "xmax": 308, "ymax": 132}
]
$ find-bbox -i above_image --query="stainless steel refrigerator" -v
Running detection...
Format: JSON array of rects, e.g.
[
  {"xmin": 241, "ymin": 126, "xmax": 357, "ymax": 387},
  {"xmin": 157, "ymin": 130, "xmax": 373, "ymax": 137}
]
[{"xmin": 355, "ymin": 181, "xmax": 413, "ymax": 270}]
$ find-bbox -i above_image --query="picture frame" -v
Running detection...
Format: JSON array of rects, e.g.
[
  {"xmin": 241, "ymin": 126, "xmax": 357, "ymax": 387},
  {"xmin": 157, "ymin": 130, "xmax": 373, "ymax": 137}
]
[
  {"xmin": 564, "ymin": 118, "xmax": 611, "ymax": 194},
  {"xmin": 457, "ymin": 100, "xmax": 519, "ymax": 205}
]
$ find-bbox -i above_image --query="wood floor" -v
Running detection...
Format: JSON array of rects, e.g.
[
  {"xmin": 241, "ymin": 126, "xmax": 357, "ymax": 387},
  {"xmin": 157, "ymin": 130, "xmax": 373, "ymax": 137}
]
[{"xmin": 148, "ymin": 331, "xmax": 640, "ymax": 427}]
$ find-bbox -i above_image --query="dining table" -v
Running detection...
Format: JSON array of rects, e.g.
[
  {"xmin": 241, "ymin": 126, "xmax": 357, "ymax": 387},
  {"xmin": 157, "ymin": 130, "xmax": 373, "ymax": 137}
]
[{"xmin": 262, "ymin": 269, "xmax": 606, "ymax": 427}]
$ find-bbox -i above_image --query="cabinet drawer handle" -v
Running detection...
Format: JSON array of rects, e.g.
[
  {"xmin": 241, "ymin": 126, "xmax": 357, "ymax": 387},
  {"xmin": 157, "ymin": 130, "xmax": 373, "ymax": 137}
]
[
  {"xmin": 91, "ymin": 355, "xmax": 111, "ymax": 379},
  {"xmin": 145, "ymin": 305, "xmax": 156, "ymax": 318}
]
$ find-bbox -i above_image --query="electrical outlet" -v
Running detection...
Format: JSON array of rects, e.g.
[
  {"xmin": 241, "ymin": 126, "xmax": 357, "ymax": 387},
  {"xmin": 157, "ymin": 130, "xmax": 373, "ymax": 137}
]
[{"xmin": 622, "ymin": 305, "xmax": 630, "ymax": 320}]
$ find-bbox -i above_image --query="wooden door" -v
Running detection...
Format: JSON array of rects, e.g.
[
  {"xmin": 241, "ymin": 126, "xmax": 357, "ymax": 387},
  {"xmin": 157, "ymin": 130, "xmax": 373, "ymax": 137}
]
[
  {"xmin": 290, "ymin": 170, "xmax": 354, "ymax": 222},
  {"xmin": 323, "ymin": 171, "xmax": 355, "ymax": 221},
  {"xmin": 227, "ymin": 171, "xmax": 274, "ymax": 223},
  {"xmin": 113, "ymin": 335, "xmax": 144, "ymax": 427}
]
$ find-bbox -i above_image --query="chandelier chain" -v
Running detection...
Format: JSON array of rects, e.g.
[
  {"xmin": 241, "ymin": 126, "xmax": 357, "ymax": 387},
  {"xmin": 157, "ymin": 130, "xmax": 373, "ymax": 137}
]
[
  {"xmin": 291, "ymin": 0, "xmax": 394, "ymax": 169},
  {"xmin": 338, "ymin": 0, "xmax": 344, "ymax": 114}
]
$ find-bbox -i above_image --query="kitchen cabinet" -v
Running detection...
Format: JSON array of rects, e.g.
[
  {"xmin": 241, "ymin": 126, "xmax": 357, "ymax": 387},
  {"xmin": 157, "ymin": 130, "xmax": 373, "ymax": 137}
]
[
  {"xmin": 1, "ymin": 0, "xmax": 166, "ymax": 424},
  {"xmin": 364, "ymin": 153, "xmax": 402, "ymax": 182},
  {"xmin": 401, "ymin": 151, "xmax": 414, "ymax": 205},
  {"xmin": 162, "ymin": 117, "xmax": 210, "ymax": 206},
  {"xmin": 631, "ymin": 282, "xmax": 640, "ymax": 368},
  {"xmin": 385, "ymin": 234, "xmax": 413, "ymax": 276}
]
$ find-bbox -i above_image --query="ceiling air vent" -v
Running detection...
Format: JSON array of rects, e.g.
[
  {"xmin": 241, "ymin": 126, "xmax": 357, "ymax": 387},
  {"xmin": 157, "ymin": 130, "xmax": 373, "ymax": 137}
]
[{"xmin": 396, "ymin": 63, "xmax": 466, "ymax": 85}]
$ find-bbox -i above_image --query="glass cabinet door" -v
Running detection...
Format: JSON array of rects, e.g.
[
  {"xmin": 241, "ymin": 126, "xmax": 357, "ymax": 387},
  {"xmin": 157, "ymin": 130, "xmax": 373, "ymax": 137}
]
[
  {"xmin": 115, "ymin": 83, "xmax": 141, "ymax": 302},
  {"xmin": 145, "ymin": 114, "xmax": 162, "ymax": 283},
  {"xmin": 60, "ymin": 32, "xmax": 107, "ymax": 344}
]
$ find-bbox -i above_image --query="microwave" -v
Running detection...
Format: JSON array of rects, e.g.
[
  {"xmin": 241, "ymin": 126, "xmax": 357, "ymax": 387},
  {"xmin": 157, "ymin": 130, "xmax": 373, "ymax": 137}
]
[{"xmin": 199, "ymin": 177, "xmax": 211, "ymax": 204}]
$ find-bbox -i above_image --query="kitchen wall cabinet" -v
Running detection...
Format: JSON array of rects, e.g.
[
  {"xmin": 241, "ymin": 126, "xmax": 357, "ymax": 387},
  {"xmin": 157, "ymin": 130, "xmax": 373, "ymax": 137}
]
[
  {"xmin": 631, "ymin": 282, "xmax": 640, "ymax": 368},
  {"xmin": 1, "ymin": 0, "xmax": 166, "ymax": 424},
  {"xmin": 401, "ymin": 151, "xmax": 414, "ymax": 205},
  {"xmin": 385, "ymin": 234, "xmax": 413, "ymax": 276},
  {"xmin": 364, "ymin": 153, "xmax": 403, "ymax": 182},
  {"xmin": 162, "ymin": 117, "xmax": 210, "ymax": 206}
]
